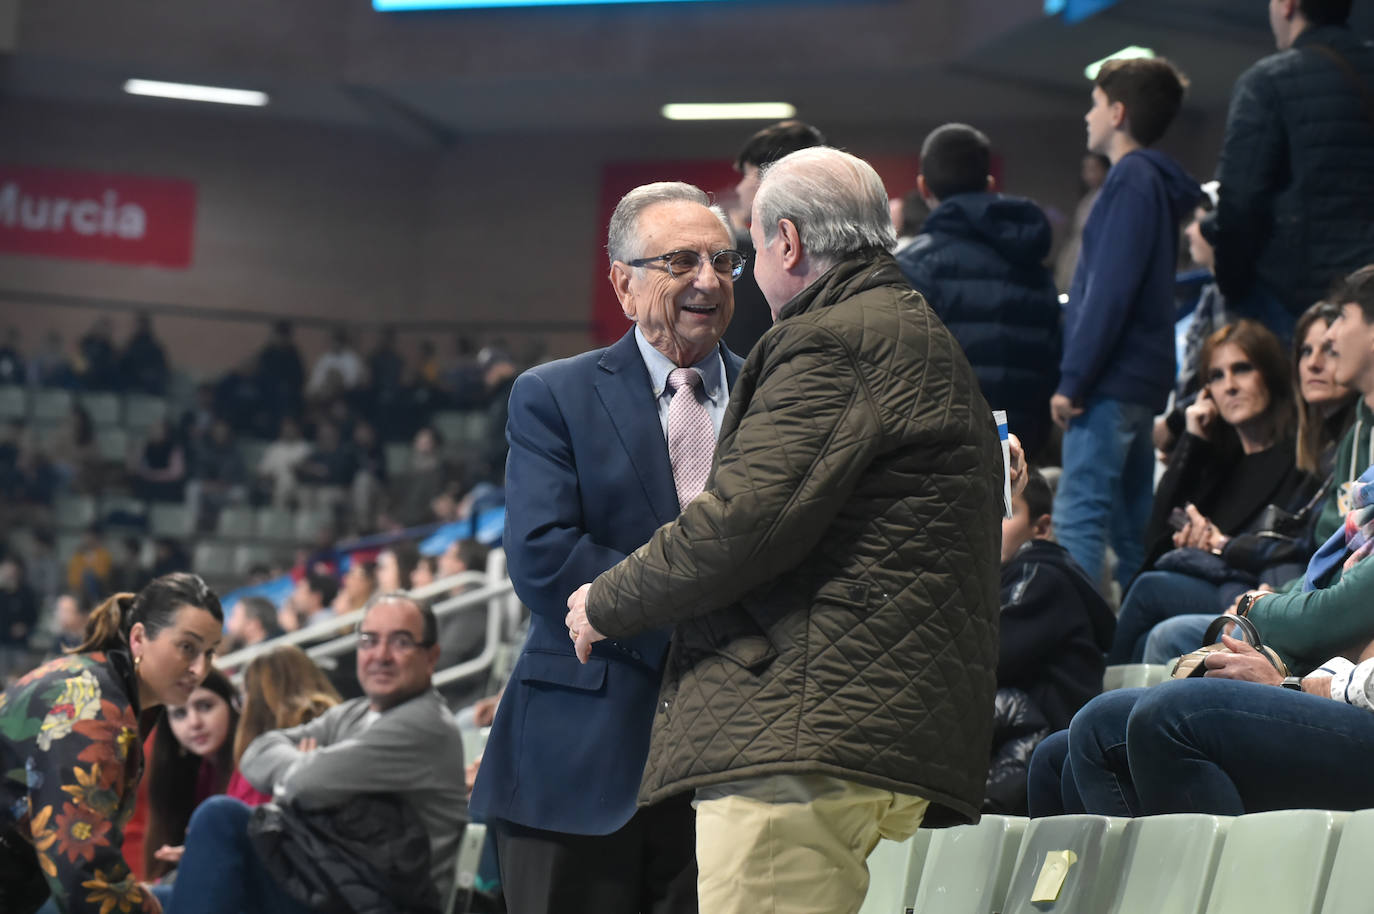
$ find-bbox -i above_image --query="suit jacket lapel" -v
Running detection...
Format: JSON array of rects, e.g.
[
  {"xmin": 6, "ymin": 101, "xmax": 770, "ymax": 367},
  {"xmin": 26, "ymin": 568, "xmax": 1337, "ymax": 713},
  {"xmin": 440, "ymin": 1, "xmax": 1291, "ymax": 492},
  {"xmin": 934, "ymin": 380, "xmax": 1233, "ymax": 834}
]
[{"xmin": 595, "ymin": 332, "xmax": 680, "ymax": 527}]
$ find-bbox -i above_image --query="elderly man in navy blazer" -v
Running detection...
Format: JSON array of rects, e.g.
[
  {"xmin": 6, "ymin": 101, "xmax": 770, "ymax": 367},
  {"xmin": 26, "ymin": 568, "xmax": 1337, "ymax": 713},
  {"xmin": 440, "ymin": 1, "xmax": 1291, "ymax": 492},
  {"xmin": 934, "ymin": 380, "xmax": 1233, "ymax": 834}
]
[{"xmin": 469, "ymin": 181, "xmax": 747, "ymax": 914}]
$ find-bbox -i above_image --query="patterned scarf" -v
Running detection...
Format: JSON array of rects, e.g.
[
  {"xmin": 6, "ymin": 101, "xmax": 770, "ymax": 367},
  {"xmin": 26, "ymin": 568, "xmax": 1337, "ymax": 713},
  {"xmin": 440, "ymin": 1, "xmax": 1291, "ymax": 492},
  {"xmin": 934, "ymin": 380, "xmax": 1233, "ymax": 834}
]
[{"xmin": 1305, "ymin": 465, "xmax": 1374, "ymax": 590}]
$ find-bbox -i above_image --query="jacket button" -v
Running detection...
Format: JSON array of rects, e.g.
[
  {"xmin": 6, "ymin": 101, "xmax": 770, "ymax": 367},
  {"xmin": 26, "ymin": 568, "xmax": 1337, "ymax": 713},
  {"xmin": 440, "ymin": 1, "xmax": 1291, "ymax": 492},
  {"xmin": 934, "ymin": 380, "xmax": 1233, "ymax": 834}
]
[{"xmin": 659, "ymin": 699, "xmax": 670, "ymax": 714}]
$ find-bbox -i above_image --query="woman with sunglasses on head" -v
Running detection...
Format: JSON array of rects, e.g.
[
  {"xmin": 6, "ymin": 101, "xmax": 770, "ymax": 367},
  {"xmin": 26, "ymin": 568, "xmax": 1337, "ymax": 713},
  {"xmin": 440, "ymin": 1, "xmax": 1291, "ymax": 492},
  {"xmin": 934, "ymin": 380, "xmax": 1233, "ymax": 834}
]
[{"xmin": 0, "ymin": 573, "xmax": 223, "ymax": 914}]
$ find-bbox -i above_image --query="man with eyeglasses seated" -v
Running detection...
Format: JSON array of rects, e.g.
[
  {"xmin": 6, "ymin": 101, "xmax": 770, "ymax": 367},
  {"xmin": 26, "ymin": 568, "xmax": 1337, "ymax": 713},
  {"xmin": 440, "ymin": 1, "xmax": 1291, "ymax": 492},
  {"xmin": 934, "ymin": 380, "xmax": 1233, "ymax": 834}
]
[
  {"xmin": 157, "ymin": 592, "xmax": 466, "ymax": 914},
  {"xmin": 469, "ymin": 181, "xmax": 746, "ymax": 914}
]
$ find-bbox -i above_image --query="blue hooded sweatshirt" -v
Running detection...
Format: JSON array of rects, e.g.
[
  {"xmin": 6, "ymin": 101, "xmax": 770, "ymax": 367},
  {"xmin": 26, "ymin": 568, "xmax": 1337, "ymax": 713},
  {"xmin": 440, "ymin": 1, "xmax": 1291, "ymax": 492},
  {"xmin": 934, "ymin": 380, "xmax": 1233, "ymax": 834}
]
[{"xmin": 1058, "ymin": 148, "xmax": 1201, "ymax": 412}]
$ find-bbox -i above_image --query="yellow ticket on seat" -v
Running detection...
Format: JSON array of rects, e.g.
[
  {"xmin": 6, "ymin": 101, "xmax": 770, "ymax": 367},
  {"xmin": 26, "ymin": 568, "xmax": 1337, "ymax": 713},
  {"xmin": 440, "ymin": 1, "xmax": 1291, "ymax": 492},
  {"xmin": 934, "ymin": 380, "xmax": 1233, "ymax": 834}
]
[{"xmin": 1030, "ymin": 849, "xmax": 1078, "ymax": 903}]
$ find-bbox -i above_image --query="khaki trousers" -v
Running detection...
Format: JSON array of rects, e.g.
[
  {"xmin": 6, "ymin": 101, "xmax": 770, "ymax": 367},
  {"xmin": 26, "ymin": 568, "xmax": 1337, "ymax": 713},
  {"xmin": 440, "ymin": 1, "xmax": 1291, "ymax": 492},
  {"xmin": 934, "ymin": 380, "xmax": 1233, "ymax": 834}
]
[{"xmin": 695, "ymin": 774, "xmax": 929, "ymax": 914}]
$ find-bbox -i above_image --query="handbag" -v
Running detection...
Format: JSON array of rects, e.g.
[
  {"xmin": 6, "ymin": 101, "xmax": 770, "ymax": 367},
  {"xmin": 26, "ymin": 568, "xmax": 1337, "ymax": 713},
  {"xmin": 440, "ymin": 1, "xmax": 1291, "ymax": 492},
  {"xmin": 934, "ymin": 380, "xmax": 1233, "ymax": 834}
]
[{"xmin": 1170, "ymin": 612, "xmax": 1290, "ymax": 680}]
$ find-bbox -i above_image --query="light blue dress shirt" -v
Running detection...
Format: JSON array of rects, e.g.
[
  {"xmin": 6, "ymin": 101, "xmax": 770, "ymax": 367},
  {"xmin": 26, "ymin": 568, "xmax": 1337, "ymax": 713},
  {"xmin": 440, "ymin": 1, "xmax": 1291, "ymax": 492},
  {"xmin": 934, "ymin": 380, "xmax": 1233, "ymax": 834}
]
[{"xmin": 633, "ymin": 326, "xmax": 728, "ymax": 440}]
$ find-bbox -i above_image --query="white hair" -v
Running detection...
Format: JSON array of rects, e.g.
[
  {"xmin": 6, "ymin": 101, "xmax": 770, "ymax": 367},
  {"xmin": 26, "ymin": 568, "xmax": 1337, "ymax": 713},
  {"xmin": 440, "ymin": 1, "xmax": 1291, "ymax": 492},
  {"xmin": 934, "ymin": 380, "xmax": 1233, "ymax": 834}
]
[
  {"xmin": 606, "ymin": 182, "xmax": 732, "ymax": 265},
  {"xmin": 753, "ymin": 147, "xmax": 896, "ymax": 267}
]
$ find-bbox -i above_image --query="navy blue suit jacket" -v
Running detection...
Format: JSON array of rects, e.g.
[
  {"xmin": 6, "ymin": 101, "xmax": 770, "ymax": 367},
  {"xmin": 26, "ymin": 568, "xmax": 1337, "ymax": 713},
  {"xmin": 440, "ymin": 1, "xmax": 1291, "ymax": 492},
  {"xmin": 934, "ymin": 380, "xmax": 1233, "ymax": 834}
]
[{"xmin": 469, "ymin": 330, "xmax": 744, "ymax": 835}]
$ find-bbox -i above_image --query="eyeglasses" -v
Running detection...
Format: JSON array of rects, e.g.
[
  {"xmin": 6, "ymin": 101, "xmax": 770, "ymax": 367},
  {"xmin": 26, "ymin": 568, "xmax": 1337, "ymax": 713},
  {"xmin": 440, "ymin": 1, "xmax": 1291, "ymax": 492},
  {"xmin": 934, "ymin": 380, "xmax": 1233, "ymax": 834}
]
[
  {"xmin": 626, "ymin": 249, "xmax": 747, "ymax": 282},
  {"xmin": 356, "ymin": 631, "xmax": 433, "ymax": 653}
]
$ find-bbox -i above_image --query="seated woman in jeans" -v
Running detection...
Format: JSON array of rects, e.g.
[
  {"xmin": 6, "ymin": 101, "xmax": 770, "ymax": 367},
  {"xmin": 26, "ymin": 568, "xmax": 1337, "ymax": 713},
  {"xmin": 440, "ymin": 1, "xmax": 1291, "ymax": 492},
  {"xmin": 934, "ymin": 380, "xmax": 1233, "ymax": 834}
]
[
  {"xmin": 1107, "ymin": 314, "xmax": 1348, "ymax": 663},
  {"xmin": 1029, "ymin": 480, "xmax": 1374, "ymax": 817}
]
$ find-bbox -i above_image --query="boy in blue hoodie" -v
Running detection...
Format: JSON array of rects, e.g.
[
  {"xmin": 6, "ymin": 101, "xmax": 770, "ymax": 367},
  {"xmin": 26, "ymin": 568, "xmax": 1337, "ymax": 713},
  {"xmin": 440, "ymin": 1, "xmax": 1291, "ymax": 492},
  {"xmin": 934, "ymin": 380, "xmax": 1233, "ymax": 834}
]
[{"xmin": 1051, "ymin": 58, "xmax": 1202, "ymax": 594}]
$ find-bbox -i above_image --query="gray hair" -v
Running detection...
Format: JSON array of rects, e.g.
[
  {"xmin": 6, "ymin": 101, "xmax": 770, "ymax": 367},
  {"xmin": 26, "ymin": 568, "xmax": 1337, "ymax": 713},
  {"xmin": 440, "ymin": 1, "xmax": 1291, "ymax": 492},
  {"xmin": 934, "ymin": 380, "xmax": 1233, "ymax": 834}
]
[
  {"xmin": 606, "ymin": 181, "xmax": 732, "ymax": 265},
  {"xmin": 360, "ymin": 589, "xmax": 437, "ymax": 647},
  {"xmin": 753, "ymin": 147, "xmax": 896, "ymax": 267}
]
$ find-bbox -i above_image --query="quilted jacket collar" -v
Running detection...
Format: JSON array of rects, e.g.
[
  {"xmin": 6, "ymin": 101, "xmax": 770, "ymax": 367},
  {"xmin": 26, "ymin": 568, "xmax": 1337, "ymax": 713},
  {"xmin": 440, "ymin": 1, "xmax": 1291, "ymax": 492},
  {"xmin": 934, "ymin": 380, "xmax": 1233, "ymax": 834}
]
[{"xmin": 777, "ymin": 251, "xmax": 907, "ymax": 322}]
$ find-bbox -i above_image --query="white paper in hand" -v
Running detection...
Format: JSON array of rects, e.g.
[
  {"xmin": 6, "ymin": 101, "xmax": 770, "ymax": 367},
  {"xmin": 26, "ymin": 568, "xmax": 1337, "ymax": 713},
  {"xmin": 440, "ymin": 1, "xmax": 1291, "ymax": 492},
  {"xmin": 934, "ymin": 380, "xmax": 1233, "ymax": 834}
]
[{"xmin": 994, "ymin": 409, "xmax": 1012, "ymax": 519}]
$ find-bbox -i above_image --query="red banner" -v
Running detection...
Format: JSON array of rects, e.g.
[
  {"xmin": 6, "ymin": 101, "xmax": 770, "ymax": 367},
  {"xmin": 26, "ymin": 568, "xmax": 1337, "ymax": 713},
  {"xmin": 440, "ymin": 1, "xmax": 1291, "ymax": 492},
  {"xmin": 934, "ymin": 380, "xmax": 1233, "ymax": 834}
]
[{"xmin": 0, "ymin": 164, "xmax": 196, "ymax": 269}]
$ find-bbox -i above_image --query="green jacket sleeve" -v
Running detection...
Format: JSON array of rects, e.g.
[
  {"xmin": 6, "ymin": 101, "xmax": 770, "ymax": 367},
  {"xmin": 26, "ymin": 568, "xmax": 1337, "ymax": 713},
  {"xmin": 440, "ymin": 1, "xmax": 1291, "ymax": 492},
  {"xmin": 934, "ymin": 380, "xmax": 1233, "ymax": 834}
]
[
  {"xmin": 1250, "ymin": 556, "xmax": 1374, "ymax": 672},
  {"xmin": 586, "ymin": 324, "xmax": 883, "ymax": 639}
]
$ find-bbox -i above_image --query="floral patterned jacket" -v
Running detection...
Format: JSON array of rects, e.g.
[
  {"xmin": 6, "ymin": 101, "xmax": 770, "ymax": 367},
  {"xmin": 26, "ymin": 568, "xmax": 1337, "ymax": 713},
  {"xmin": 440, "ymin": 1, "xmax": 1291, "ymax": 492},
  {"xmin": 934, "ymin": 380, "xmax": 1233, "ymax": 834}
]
[{"xmin": 0, "ymin": 651, "xmax": 157, "ymax": 914}]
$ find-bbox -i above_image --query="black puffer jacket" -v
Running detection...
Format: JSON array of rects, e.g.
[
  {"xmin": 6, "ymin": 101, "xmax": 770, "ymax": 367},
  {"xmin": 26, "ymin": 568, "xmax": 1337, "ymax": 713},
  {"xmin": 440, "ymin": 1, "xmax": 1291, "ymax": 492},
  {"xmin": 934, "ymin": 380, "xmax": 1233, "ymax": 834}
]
[
  {"xmin": 249, "ymin": 794, "xmax": 442, "ymax": 914},
  {"xmin": 1209, "ymin": 25, "xmax": 1374, "ymax": 314},
  {"xmin": 896, "ymin": 193, "xmax": 1061, "ymax": 458},
  {"xmin": 588, "ymin": 252, "xmax": 1004, "ymax": 827}
]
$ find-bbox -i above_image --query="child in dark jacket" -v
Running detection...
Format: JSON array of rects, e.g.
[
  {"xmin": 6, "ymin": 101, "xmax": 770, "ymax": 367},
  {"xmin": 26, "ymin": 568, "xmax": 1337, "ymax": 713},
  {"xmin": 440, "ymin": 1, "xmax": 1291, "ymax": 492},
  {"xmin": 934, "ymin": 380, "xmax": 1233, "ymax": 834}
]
[{"xmin": 987, "ymin": 470, "xmax": 1116, "ymax": 813}]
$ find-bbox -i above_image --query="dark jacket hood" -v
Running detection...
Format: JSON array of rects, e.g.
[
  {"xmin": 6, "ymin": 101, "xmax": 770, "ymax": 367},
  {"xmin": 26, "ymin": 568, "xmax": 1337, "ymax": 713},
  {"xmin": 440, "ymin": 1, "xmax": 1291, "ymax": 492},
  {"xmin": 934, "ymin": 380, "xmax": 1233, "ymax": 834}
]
[
  {"xmin": 1012, "ymin": 540, "xmax": 1115, "ymax": 649},
  {"xmin": 1132, "ymin": 149, "xmax": 1204, "ymax": 222},
  {"xmin": 921, "ymin": 192, "xmax": 1053, "ymax": 267}
]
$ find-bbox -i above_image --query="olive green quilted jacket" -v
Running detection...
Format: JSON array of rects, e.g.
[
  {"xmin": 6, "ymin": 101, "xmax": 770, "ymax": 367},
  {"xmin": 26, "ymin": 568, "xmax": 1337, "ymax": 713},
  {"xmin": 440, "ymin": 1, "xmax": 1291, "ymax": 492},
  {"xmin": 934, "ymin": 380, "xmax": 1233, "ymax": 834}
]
[{"xmin": 587, "ymin": 252, "xmax": 1004, "ymax": 827}]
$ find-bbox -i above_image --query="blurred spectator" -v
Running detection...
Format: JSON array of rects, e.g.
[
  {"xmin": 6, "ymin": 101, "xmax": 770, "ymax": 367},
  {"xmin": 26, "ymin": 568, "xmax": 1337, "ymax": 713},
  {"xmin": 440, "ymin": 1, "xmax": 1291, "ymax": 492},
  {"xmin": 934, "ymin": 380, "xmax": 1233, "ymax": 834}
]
[
  {"xmin": 350, "ymin": 420, "xmax": 387, "ymax": 531},
  {"xmin": 295, "ymin": 420, "xmax": 357, "ymax": 516},
  {"xmin": 0, "ymin": 553, "xmax": 38, "ymax": 677},
  {"xmin": 27, "ymin": 330, "xmax": 75, "ymax": 389},
  {"xmin": 410, "ymin": 555, "xmax": 437, "ymax": 590},
  {"xmin": 896, "ymin": 122, "xmax": 1062, "ymax": 460},
  {"xmin": 227, "ymin": 644, "xmax": 342, "ymax": 806},
  {"xmin": 332, "ymin": 560, "xmax": 377, "ymax": 616},
  {"xmin": 387, "ymin": 426, "xmax": 452, "ymax": 528},
  {"xmin": 49, "ymin": 403, "xmax": 101, "ymax": 493},
  {"xmin": 187, "ymin": 418, "xmax": 248, "ymax": 532},
  {"xmin": 181, "ymin": 383, "xmax": 218, "ymax": 456},
  {"xmin": 256, "ymin": 416, "xmax": 312, "ymax": 508},
  {"xmin": 76, "ymin": 316, "xmax": 119, "ymax": 391},
  {"xmin": 255, "ymin": 320, "xmax": 304, "ymax": 420},
  {"xmin": 481, "ymin": 349, "xmax": 517, "ymax": 483},
  {"xmin": 0, "ymin": 326, "xmax": 23, "ymax": 385},
  {"xmin": 368, "ymin": 326, "xmax": 405, "ymax": 398},
  {"xmin": 132, "ymin": 418, "xmax": 187, "ymax": 502},
  {"xmin": 65, "ymin": 524, "xmax": 111, "ymax": 602},
  {"xmin": 307, "ymin": 326, "xmax": 364, "ymax": 401},
  {"xmin": 108, "ymin": 535, "xmax": 151, "ymax": 594},
  {"xmin": 1054, "ymin": 152, "xmax": 1111, "ymax": 292},
  {"xmin": 892, "ymin": 188, "xmax": 927, "ymax": 254},
  {"xmin": 226, "ymin": 595, "xmax": 285, "ymax": 652},
  {"xmin": 51, "ymin": 592, "xmax": 89, "ymax": 654},
  {"xmin": 150, "ymin": 536, "xmax": 191, "ymax": 578},
  {"xmin": 280, "ymin": 571, "xmax": 339, "ymax": 633},
  {"xmin": 0, "ymin": 420, "xmax": 57, "ymax": 506},
  {"xmin": 443, "ymin": 334, "xmax": 485, "ymax": 409},
  {"xmin": 435, "ymin": 538, "xmax": 490, "ymax": 706},
  {"xmin": 120, "ymin": 311, "xmax": 170, "ymax": 395},
  {"xmin": 142, "ymin": 669, "xmax": 240, "ymax": 880},
  {"xmin": 377, "ymin": 542, "xmax": 419, "ymax": 593},
  {"xmin": 28, "ymin": 530, "xmax": 61, "ymax": 607}
]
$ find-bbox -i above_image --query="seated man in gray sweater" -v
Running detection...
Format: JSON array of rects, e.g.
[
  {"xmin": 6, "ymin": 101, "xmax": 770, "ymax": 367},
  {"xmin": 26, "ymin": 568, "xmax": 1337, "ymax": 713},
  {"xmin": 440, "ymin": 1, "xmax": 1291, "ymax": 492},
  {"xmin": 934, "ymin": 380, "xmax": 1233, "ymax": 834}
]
[{"xmin": 160, "ymin": 592, "xmax": 467, "ymax": 914}]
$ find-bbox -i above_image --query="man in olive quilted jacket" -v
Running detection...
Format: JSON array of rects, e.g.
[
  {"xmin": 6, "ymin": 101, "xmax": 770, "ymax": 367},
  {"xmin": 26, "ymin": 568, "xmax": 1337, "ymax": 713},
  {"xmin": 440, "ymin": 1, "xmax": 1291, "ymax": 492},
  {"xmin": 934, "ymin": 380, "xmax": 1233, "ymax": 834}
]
[{"xmin": 566, "ymin": 147, "xmax": 1005, "ymax": 914}]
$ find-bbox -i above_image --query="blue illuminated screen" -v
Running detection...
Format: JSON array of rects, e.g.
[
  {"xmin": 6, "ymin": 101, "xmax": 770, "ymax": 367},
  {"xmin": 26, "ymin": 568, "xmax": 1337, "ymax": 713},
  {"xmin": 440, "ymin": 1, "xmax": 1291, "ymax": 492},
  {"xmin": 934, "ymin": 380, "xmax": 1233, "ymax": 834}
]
[{"xmin": 376, "ymin": 0, "xmax": 734, "ymax": 9}]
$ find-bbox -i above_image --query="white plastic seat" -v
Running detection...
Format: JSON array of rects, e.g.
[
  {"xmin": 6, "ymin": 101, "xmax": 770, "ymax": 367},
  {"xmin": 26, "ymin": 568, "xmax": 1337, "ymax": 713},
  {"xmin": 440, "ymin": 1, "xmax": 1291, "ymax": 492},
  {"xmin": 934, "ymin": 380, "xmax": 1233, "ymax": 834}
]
[
  {"xmin": 1104, "ymin": 814, "xmax": 1232, "ymax": 914},
  {"xmin": 123, "ymin": 394, "xmax": 168, "ymax": 430},
  {"xmin": 193, "ymin": 542, "xmax": 236, "ymax": 579},
  {"xmin": 1203, "ymin": 809, "xmax": 1346, "ymax": 914},
  {"xmin": 96, "ymin": 427, "xmax": 129, "ymax": 463},
  {"xmin": 218, "ymin": 505, "xmax": 255, "ymax": 538},
  {"xmin": 1320, "ymin": 808, "xmax": 1374, "ymax": 913},
  {"xmin": 149, "ymin": 503, "xmax": 191, "ymax": 537},
  {"xmin": 254, "ymin": 507, "xmax": 296, "ymax": 542},
  {"xmin": 81, "ymin": 392, "xmax": 121, "ymax": 426},
  {"xmin": 445, "ymin": 822, "xmax": 488, "ymax": 914},
  {"xmin": 1000, "ymin": 814, "xmax": 1129, "ymax": 914},
  {"xmin": 910, "ymin": 814, "xmax": 1027, "ymax": 914},
  {"xmin": 0, "ymin": 386, "xmax": 26, "ymax": 419},
  {"xmin": 32, "ymin": 389, "xmax": 72, "ymax": 423},
  {"xmin": 859, "ymin": 830, "xmax": 933, "ymax": 914},
  {"xmin": 55, "ymin": 495, "xmax": 97, "ymax": 531}
]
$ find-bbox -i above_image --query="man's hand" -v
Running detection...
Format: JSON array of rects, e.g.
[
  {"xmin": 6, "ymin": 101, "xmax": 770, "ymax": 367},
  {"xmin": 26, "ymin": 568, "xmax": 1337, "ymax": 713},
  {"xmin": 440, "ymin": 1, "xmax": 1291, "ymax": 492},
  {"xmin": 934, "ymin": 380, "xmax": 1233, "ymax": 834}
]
[
  {"xmin": 1224, "ymin": 586, "xmax": 1273, "ymax": 616},
  {"xmin": 1007, "ymin": 433, "xmax": 1028, "ymax": 498},
  {"xmin": 1202, "ymin": 634, "xmax": 1284, "ymax": 685},
  {"xmin": 565, "ymin": 584, "xmax": 606, "ymax": 664},
  {"xmin": 473, "ymin": 693, "xmax": 502, "ymax": 728},
  {"xmin": 153, "ymin": 845, "xmax": 185, "ymax": 864},
  {"xmin": 1050, "ymin": 394, "xmax": 1083, "ymax": 431}
]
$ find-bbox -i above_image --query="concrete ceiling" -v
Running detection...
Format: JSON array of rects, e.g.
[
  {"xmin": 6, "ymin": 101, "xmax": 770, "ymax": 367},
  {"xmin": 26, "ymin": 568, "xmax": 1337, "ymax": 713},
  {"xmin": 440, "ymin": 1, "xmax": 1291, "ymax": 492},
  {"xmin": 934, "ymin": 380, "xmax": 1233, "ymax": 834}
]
[{"xmin": 2, "ymin": 0, "xmax": 1370, "ymax": 143}]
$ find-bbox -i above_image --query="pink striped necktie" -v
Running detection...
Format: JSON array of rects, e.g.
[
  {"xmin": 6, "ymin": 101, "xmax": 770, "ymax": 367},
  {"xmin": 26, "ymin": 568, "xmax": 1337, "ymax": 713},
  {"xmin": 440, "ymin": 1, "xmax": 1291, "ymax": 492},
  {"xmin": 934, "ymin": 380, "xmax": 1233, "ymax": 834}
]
[{"xmin": 667, "ymin": 367, "xmax": 714, "ymax": 509}]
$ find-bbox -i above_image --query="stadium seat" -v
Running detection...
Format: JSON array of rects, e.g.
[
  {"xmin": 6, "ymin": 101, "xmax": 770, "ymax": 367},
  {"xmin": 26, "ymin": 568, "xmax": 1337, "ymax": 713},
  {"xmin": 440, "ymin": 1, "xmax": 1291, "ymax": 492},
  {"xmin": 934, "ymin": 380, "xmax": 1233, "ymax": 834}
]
[
  {"xmin": 386, "ymin": 441, "xmax": 411, "ymax": 475},
  {"xmin": 54, "ymin": 496, "xmax": 97, "ymax": 531},
  {"xmin": 1000, "ymin": 815, "xmax": 1128, "ymax": 913},
  {"xmin": 217, "ymin": 505, "xmax": 255, "ymax": 538},
  {"xmin": 31, "ymin": 389, "xmax": 72, "ymax": 423},
  {"xmin": 460, "ymin": 412, "xmax": 488, "ymax": 446},
  {"xmin": 432, "ymin": 411, "xmax": 467, "ymax": 444},
  {"xmin": 233, "ymin": 544, "xmax": 275, "ymax": 575},
  {"xmin": 193, "ymin": 542, "xmax": 236, "ymax": 579},
  {"xmin": 1103, "ymin": 664, "xmax": 1173, "ymax": 691},
  {"xmin": 1320, "ymin": 808, "xmax": 1374, "ymax": 913},
  {"xmin": 149, "ymin": 503, "xmax": 191, "ymax": 537},
  {"xmin": 254, "ymin": 507, "xmax": 295, "ymax": 542},
  {"xmin": 99, "ymin": 495, "xmax": 147, "ymax": 526},
  {"xmin": 909, "ymin": 814, "xmax": 1027, "ymax": 914},
  {"xmin": 294, "ymin": 508, "xmax": 332, "ymax": 543},
  {"xmin": 238, "ymin": 438, "xmax": 270, "ymax": 474},
  {"xmin": 0, "ymin": 386, "xmax": 27, "ymax": 419},
  {"xmin": 858, "ymin": 830, "xmax": 932, "ymax": 914},
  {"xmin": 96, "ymin": 427, "xmax": 129, "ymax": 462},
  {"xmin": 123, "ymin": 394, "xmax": 168, "ymax": 430},
  {"xmin": 1203, "ymin": 809, "xmax": 1347, "ymax": 914},
  {"xmin": 1102, "ymin": 814, "xmax": 1231, "ymax": 914},
  {"xmin": 445, "ymin": 823, "xmax": 488, "ymax": 914},
  {"xmin": 81, "ymin": 392, "xmax": 121, "ymax": 426}
]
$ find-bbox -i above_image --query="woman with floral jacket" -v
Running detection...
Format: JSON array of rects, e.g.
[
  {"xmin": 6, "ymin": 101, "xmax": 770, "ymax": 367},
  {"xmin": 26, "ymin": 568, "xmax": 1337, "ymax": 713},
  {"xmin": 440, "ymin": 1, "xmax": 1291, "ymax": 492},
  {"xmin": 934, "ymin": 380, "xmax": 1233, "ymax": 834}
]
[{"xmin": 0, "ymin": 573, "xmax": 223, "ymax": 914}]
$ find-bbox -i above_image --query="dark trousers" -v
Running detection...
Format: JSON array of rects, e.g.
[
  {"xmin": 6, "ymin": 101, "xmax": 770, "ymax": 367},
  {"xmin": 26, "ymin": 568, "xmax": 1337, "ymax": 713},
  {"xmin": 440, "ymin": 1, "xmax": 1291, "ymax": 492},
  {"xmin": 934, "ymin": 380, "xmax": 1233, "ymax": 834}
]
[{"xmin": 493, "ymin": 793, "xmax": 697, "ymax": 914}]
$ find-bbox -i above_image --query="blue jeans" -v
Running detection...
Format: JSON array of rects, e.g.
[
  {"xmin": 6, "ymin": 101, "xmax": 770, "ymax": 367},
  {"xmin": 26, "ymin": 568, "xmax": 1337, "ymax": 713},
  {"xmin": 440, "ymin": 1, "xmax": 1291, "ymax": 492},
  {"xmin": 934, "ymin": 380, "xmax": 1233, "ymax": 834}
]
[
  {"xmin": 1107, "ymin": 572, "xmax": 1224, "ymax": 664},
  {"xmin": 1062, "ymin": 680, "xmax": 1374, "ymax": 816},
  {"xmin": 1054, "ymin": 398, "xmax": 1156, "ymax": 593},
  {"xmin": 1026, "ymin": 730, "xmax": 1085, "ymax": 817},
  {"xmin": 164, "ymin": 796, "xmax": 311, "ymax": 914},
  {"xmin": 1142, "ymin": 614, "xmax": 1217, "ymax": 663}
]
